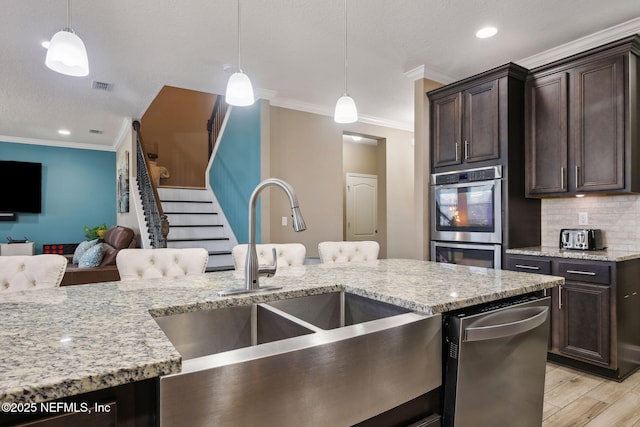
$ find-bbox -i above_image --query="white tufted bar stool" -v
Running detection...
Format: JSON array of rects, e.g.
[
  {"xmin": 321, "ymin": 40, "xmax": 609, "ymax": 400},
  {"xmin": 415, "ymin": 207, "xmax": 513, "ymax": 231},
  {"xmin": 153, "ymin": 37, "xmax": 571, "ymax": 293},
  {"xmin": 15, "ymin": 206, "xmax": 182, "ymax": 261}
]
[
  {"xmin": 116, "ymin": 248, "xmax": 209, "ymax": 281},
  {"xmin": 232, "ymin": 243, "xmax": 306, "ymax": 270},
  {"xmin": 317, "ymin": 241, "xmax": 380, "ymax": 264},
  {"xmin": 0, "ymin": 254, "xmax": 67, "ymax": 292}
]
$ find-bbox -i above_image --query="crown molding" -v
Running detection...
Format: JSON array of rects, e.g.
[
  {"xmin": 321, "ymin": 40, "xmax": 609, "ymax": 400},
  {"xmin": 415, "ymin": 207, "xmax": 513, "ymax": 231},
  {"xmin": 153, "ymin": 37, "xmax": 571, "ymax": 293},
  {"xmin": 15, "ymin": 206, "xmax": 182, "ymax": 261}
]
[
  {"xmin": 255, "ymin": 88, "xmax": 277, "ymax": 101},
  {"xmin": 0, "ymin": 134, "xmax": 115, "ymax": 151},
  {"xmin": 404, "ymin": 64, "xmax": 458, "ymax": 84},
  {"xmin": 517, "ymin": 17, "xmax": 640, "ymax": 69},
  {"xmin": 269, "ymin": 96, "xmax": 413, "ymax": 131}
]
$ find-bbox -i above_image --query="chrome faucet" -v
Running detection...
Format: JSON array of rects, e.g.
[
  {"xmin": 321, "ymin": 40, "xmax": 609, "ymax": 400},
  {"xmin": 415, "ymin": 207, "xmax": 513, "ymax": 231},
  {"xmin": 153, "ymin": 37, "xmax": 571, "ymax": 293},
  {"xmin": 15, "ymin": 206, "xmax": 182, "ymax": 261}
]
[{"xmin": 218, "ymin": 178, "xmax": 306, "ymax": 296}]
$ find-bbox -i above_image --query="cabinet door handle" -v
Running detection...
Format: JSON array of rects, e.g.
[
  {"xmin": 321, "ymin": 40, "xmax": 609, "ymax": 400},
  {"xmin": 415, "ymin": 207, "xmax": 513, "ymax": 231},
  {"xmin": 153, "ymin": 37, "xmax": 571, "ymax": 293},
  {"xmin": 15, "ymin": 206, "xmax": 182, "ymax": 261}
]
[
  {"xmin": 566, "ymin": 270, "xmax": 596, "ymax": 276},
  {"xmin": 515, "ymin": 264, "xmax": 540, "ymax": 270},
  {"xmin": 575, "ymin": 165, "xmax": 580, "ymax": 187},
  {"xmin": 561, "ymin": 167, "xmax": 565, "ymax": 190},
  {"xmin": 558, "ymin": 285, "xmax": 563, "ymax": 310},
  {"xmin": 464, "ymin": 140, "xmax": 469, "ymax": 160},
  {"xmin": 455, "ymin": 142, "xmax": 459, "ymax": 162}
]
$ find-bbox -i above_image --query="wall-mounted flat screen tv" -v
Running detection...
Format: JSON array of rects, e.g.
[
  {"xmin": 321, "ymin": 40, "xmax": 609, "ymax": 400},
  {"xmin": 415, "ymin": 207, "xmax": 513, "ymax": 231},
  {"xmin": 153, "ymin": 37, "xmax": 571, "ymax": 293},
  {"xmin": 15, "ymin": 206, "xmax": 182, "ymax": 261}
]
[{"xmin": 0, "ymin": 160, "xmax": 42, "ymax": 213}]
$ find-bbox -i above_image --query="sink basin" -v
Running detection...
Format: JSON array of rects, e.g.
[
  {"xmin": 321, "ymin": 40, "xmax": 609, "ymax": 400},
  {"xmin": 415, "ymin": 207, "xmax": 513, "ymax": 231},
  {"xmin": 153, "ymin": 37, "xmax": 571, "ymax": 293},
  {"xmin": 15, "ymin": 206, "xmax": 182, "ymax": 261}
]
[
  {"xmin": 267, "ymin": 291, "xmax": 411, "ymax": 329},
  {"xmin": 157, "ymin": 291, "xmax": 442, "ymax": 427},
  {"xmin": 154, "ymin": 304, "xmax": 315, "ymax": 360}
]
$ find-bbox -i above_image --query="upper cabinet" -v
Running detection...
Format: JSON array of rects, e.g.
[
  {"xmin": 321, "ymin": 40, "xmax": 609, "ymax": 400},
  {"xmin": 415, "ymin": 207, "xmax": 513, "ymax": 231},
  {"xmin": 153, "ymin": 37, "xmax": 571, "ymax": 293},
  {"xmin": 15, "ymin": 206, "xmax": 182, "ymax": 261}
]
[
  {"xmin": 429, "ymin": 63, "xmax": 527, "ymax": 172},
  {"xmin": 525, "ymin": 35, "xmax": 640, "ymax": 197}
]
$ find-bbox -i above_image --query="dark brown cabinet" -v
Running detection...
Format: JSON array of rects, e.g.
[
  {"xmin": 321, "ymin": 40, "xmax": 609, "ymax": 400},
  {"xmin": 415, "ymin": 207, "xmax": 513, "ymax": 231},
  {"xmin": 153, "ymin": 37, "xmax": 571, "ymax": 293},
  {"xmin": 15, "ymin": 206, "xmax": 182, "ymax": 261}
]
[
  {"xmin": 506, "ymin": 253, "xmax": 640, "ymax": 380},
  {"xmin": 557, "ymin": 281, "xmax": 610, "ymax": 365},
  {"xmin": 525, "ymin": 35, "xmax": 640, "ymax": 197},
  {"xmin": 429, "ymin": 63, "xmax": 526, "ymax": 172}
]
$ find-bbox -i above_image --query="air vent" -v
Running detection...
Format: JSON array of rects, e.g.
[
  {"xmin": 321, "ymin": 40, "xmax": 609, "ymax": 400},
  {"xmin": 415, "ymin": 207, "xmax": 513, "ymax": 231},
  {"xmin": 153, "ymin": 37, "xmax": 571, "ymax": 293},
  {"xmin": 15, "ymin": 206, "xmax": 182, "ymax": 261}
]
[
  {"xmin": 89, "ymin": 129, "xmax": 103, "ymax": 134},
  {"xmin": 91, "ymin": 81, "xmax": 113, "ymax": 91}
]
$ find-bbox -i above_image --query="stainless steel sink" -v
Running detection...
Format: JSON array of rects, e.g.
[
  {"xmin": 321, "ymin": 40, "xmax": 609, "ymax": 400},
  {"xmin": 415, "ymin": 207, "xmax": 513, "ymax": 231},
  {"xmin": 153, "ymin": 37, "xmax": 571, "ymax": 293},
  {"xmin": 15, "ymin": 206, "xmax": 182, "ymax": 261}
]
[
  {"xmin": 267, "ymin": 291, "xmax": 412, "ymax": 329},
  {"xmin": 156, "ymin": 291, "xmax": 442, "ymax": 427},
  {"xmin": 154, "ymin": 304, "xmax": 315, "ymax": 360}
]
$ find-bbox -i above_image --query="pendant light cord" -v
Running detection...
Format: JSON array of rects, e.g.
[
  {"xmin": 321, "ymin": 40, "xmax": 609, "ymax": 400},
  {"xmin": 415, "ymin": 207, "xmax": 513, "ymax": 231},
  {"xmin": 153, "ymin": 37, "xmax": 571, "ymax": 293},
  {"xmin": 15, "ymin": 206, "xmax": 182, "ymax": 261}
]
[
  {"xmin": 343, "ymin": 0, "xmax": 348, "ymax": 95},
  {"xmin": 66, "ymin": 0, "xmax": 72, "ymax": 31},
  {"xmin": 237, "ymin": 0, "xmax": 242, "ymax": 72}
]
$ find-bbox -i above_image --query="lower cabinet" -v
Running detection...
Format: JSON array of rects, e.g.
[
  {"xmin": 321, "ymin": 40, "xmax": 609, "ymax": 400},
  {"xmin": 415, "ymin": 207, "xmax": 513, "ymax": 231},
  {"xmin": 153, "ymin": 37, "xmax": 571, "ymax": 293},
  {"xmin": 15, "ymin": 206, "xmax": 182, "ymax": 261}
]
[
  {"xmin": 556, "ymin": 282, "xmax": 610, "ymax": 365},
  {"xmin": 506, "ymin": 254, "xmax": 640, "ymax": 379}
]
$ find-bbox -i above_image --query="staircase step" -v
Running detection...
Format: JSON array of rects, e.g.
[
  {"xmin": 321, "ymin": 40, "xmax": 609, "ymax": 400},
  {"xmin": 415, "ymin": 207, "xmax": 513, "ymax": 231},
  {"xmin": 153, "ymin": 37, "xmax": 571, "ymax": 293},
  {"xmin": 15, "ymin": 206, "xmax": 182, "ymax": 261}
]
[
  {"xmin": 168, "ymin": 225, "xmax": 226, "ymax": 240},
  {"xmin": 162, "ymin": 201, "xmax": 217, "ymax": 214},
  {"xmin": 164, "ymin": 213, "xmax": 220, "ymax": 226},
  {"xmin": 167, "ymin": 239, "xmax": 231, "ymax": 252},
  {"xmin": 207, "ymin": 252, "xmax": 234, "ymax": 270},
  {"xmin": 157, "ymin": 187, "xmax": 211, "ymax": 201}
]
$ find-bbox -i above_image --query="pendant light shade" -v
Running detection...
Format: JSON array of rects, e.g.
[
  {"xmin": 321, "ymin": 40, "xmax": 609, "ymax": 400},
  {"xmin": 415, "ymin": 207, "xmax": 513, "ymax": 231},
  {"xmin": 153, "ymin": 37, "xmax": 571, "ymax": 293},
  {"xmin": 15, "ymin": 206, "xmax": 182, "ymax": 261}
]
[
  {"xmin": 226, "ymin": 0, "xmax": 255, "ymax": 106},
  {"xmin": 45, "ymin": 0, "xmax": 89, "ymax": 77},
  {"xmin": 226, "ymin": 71, "xmax": 255, "ymax": 106},
  {"xmin": 334, "ymin": 0, "xmax": 357, "ymax": 123},
  {"xmin": 334, "ymin": 94, "xmax": 358, "ymax": 123}
]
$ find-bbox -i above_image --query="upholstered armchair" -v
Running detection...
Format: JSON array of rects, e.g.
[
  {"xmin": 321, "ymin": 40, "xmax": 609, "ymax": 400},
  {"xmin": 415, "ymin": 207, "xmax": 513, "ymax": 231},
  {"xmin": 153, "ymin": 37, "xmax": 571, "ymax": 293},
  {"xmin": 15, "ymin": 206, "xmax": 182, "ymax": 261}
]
[
  {"xmin": 317, "ymin": 241, "xmax": 380, "ymax": 264},
  {"xmin": 61, "ymin": 225, "xmax": 137, "ymax": 286},
  {"xmin": 0, "ymin": 254, "xmax": 67, "ymax": 292},
  {"xmin": 231, "ymin": 243, "xmax": 307, "ymax": 270},
  {"xmin": 116, "ymin": 248, "xmax": 209, "ymax": 280}
]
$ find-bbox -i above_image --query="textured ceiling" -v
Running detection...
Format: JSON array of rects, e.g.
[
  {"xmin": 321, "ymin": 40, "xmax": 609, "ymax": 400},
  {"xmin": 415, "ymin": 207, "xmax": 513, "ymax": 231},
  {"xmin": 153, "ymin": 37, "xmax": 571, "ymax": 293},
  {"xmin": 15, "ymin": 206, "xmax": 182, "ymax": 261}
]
[{"xmin": 1, "ymin": 0, "xmax": 639, "ymax": 150}]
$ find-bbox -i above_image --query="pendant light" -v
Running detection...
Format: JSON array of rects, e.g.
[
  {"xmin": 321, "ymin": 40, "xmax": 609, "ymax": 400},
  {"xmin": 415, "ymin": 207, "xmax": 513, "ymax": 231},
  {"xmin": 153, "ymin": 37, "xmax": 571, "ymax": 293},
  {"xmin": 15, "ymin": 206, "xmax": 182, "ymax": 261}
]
[
  {"xmin": 225, "ymin": 0, "xmax": 255, "ymax": 106},
  {"xmin": 334, "ymin": 0, "xmax": 358, "ymax": 124},
  {"xmin": 45, "ymin": 0, "xmax": 89, "ymax": 77}
]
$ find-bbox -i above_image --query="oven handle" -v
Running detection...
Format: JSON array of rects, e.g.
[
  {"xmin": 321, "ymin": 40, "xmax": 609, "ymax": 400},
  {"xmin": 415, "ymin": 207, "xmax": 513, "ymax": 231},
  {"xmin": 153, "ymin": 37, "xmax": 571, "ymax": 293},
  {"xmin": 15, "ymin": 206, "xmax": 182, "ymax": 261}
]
[{"xmin": 431, "ymin": 178, "xmax": 503, "ymax": 190}]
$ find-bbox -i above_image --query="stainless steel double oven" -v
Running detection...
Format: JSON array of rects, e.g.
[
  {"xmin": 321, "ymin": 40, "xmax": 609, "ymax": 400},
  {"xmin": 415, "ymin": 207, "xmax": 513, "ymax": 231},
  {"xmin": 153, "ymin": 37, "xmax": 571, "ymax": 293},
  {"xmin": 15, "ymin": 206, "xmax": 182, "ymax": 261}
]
[{"xmin": 431, "ymin": 166, "xmax": 502, "ymax": 269}]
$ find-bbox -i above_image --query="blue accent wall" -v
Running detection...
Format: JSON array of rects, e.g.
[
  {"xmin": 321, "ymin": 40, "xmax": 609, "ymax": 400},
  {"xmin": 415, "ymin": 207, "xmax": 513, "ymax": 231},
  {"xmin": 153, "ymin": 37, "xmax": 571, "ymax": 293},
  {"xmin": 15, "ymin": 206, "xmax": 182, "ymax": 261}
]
[
  {"xmin": 0, "ymin": 141, "xmax": 117, "ymax": 253},
  {"xmin": 210, "ymin": 103, "xmax": 261, "ymax": 243}
]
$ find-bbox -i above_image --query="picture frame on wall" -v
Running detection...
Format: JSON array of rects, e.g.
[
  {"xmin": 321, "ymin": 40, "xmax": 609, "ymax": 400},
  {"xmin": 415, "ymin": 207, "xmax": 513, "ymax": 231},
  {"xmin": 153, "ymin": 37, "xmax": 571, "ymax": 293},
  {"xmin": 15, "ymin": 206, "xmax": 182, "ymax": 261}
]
[{"xmin": 117, "ymin": 151, "xmax": 130, "ymax": 213}]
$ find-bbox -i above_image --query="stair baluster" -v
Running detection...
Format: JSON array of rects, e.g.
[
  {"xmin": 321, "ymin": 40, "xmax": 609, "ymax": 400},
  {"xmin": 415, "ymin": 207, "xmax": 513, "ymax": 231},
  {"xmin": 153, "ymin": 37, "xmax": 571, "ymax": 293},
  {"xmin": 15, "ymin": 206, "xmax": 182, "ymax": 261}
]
[{"xmin": 132, "ymin": 120, "xmax": 169, "ymax": 248}]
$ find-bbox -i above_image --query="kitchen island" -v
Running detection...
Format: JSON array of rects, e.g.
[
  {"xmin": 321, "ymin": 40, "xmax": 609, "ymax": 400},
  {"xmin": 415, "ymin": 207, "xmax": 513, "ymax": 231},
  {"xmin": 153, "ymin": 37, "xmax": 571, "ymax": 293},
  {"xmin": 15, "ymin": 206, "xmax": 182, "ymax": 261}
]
[{"xmin": 0, "ymin": 259, "xmax": 562, "ymax": 424}]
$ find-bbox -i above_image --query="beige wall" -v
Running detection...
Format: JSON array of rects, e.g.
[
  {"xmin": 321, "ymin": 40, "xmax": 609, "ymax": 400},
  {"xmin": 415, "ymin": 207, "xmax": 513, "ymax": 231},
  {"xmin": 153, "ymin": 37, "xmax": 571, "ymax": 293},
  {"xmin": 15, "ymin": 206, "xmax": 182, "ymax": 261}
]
[
  {"xmin": 266, "ymin": 106, "xmax": 413, "ymax": 259},
  {"xmin": 541, "ymin": 195, "xmax": 640, "ymax": 251},
  {"xmin": 141, "ymin": 86, "xmax": 216, "ymax": 188}
]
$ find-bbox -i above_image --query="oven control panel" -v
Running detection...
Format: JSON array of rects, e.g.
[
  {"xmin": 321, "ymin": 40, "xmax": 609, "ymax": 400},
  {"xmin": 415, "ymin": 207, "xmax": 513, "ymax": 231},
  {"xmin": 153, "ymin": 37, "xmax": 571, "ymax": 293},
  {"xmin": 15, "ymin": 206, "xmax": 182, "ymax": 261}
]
[{"xmin": 432, "ymin": 165, "xmax": 502, "ymax": 185}]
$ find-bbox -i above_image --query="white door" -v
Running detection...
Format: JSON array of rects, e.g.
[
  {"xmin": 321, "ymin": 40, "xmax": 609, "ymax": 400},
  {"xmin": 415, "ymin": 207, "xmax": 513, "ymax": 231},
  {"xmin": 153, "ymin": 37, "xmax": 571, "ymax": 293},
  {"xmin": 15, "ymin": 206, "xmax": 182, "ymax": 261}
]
[{"xmin": 346, "ymin": 173, "xmax": 377, "ymax": 241}]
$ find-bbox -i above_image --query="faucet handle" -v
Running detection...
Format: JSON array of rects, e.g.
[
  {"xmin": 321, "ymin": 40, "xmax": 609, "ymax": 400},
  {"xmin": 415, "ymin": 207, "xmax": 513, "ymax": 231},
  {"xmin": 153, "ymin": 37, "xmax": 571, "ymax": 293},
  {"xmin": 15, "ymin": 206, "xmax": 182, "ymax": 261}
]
[{"xmin": 258, "ymin": 248, "xmax": 278, "ymax": 277}]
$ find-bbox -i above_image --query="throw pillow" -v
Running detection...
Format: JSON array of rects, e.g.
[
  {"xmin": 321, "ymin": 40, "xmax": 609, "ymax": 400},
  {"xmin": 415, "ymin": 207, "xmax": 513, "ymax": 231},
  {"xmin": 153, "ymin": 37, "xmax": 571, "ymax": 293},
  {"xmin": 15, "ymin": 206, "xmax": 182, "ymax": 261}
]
[
  {"xmin": 72, "ymin": 239, "xmax": 99, "ymax": 264},
  {"xmin": 78, "ymin": 243, "xmax": 105, "ymax": 268}
]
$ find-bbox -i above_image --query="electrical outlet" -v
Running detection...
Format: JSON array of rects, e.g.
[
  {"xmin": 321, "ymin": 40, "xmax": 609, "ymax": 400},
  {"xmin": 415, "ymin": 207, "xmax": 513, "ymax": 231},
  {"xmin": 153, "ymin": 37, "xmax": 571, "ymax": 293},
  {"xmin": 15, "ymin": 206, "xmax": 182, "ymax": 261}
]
[
  {"xmin": 578, "ymin": 212, "xmax": 588, "ymax": 226},
  {"xmin": 281, "ymin": 216, "xmax": 288, "ymax": 226}
]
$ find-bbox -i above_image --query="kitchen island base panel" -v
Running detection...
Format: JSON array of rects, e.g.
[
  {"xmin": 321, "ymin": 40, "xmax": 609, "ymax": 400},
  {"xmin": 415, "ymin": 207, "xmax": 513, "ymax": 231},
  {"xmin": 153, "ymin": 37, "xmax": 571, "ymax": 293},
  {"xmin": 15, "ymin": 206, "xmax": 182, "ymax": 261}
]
[{"xmin": 0, "ymin": 378, "xmax": 157, "ymax": 427}]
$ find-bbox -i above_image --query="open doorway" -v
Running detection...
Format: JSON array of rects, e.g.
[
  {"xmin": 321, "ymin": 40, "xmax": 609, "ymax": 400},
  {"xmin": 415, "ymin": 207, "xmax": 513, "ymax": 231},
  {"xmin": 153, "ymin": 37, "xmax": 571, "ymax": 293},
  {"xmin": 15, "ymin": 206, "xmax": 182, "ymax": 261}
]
[{"xmin": 342, "ymin": 132, "xmax": 387, "ymax": 258}]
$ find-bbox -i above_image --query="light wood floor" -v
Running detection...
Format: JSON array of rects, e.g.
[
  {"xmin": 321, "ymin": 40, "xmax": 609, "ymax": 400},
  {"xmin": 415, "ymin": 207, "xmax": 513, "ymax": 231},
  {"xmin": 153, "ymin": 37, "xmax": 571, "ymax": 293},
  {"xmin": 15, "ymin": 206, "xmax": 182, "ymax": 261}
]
[{"xmin": 543, "ymin": 363, "xmax": 640, "ymax": 426}]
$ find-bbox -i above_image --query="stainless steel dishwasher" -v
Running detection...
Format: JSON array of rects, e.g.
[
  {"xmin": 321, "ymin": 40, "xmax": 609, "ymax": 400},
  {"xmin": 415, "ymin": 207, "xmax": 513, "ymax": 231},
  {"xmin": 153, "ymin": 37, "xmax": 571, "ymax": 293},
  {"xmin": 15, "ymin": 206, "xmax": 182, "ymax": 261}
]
[{"xmin": 443, "ymin": 295, "xmax": 551, "ymax": 427}]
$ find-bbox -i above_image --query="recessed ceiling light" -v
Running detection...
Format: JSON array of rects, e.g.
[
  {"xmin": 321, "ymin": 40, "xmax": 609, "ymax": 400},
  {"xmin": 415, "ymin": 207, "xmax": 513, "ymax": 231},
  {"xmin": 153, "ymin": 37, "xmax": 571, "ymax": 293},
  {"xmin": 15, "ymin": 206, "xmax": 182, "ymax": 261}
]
[
  {"xmin": 351, "ymin": 135, "xmax": 362, "ymax": 142},
  {"xmin": 58, "ymin": 129, "xmax": 71, "ymax": 135},
  {"xmin": 41, "ymin": 41, "xmax": 50, "ymax": 49},
  {"xmin": 476, "ymin": 26, "xmax": 498, "ymax": 39}
]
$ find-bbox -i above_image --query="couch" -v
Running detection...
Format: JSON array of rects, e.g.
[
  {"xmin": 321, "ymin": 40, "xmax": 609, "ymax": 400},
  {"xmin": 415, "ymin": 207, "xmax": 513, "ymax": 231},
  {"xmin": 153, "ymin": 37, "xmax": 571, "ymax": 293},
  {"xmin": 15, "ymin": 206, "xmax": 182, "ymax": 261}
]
[{"xmin": 61, "ymin": 225, "xmax": 137, "ymax": 286}]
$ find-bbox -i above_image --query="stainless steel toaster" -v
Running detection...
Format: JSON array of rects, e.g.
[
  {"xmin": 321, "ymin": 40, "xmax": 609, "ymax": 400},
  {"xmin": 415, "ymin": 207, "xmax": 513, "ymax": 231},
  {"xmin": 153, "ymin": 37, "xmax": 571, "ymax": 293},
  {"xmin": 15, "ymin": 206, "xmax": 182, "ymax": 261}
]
[{"xmin": 559, "ymin": 229, "xmax": 604, "ymax": 250}]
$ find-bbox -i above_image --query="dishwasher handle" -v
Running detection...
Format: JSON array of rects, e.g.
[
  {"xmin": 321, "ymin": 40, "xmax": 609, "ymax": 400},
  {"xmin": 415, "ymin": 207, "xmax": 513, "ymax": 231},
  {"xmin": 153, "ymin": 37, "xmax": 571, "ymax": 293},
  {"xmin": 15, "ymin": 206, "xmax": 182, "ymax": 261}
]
[{"xmin": 463, "ymin": 306, "xmax": 549, "ymax": 342}]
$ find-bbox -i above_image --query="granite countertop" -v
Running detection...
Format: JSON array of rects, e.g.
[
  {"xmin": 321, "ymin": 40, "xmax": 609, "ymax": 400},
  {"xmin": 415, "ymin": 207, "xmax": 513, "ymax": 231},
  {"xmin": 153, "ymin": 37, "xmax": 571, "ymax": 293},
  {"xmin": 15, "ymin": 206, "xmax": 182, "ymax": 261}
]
[
  {"xmin": 0, "ymin": 259, "xmax": 563, "ymax": 404},
  {"xmin": 506, "ymin": 246, "xmax": 640, "ymax": 262}
]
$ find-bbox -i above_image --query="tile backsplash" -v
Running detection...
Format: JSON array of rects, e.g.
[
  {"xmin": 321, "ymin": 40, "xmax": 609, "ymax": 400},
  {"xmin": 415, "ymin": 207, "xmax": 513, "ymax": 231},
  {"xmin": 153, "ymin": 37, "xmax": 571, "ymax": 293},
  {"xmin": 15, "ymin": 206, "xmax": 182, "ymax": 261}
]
[{"xmin": 541, "ymin": 194, "xmax": 640, "ymax": 251}]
